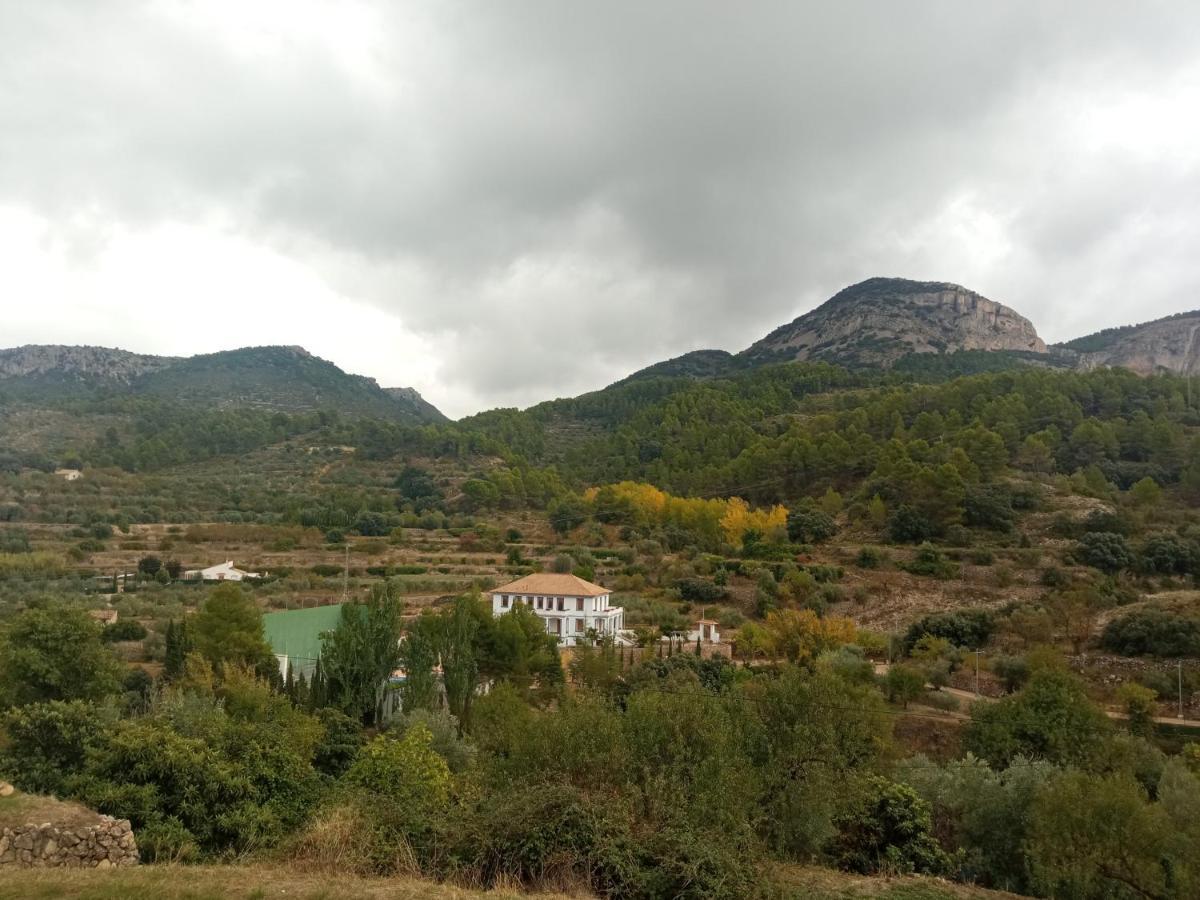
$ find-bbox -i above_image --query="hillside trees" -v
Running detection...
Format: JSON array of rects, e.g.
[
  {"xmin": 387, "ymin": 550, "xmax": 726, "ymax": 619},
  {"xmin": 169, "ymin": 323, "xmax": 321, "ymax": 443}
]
[
  {"xmin": 320, "ymin": 581, "xmax": 405, "ymax": 726},
  {"xmin": 963, "ymin": 669, "xmax": 1113, "ymax": 768},
  {"xmin": 191, "ymin": 584, "xmax": 276, "ymax": 678},
  {"xmin": 0, "ymin": 605, "xmax": 123, "ymax": 706}
]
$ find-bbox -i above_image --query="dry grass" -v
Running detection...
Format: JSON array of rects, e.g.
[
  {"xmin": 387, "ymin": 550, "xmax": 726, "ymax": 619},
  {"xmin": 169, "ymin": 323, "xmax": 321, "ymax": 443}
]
[
  {"xmin": 0, "ymin": 790, "xmax": 103, "ymax": 830},
  {"xmin": 0, "ymin": 864, "xmax": 576, "ymax": 900},
  {"xmin": 776, "ymin": 864, "xmax": 1024, "ymax": 899}
]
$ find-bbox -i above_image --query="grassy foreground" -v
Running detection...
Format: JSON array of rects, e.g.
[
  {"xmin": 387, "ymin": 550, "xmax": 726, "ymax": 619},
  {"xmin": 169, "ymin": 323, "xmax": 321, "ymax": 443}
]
[
  {"xmin": 778, "ymin": 866, "xmax": 1023, "ymax": 899},
  {"xmin": 0, "ymin": 864, "xmax": 569, "ymax": 900},
  {"xmin": 0, "ymin": 863, "xmax": 1022, "ymax": 900}
]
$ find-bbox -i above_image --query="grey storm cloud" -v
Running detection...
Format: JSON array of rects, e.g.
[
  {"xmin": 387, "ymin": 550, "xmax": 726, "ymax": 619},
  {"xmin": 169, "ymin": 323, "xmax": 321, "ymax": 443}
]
[{"xmin": 3, "ymin": 1, "xmax": 1200, "ymax": 414}]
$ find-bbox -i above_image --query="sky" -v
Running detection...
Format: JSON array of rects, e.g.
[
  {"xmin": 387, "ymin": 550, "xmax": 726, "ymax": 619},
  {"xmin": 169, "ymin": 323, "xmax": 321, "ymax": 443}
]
[{"xmin": 2, "ymin": 2, "xmax": 1200, "ymax": 419}]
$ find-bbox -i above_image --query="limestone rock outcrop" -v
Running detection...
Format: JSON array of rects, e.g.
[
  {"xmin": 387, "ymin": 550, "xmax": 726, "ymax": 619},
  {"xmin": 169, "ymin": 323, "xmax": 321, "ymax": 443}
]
[{"xmin": 741, "ymin": 277, "xmax": 1046, "ymax": 368}]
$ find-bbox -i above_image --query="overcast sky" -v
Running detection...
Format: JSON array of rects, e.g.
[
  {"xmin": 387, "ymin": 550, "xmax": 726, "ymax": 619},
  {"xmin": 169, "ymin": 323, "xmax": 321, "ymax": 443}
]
[{"xmin": 3, "ymin": 2, "xmax": 1200, "ymax": 418}]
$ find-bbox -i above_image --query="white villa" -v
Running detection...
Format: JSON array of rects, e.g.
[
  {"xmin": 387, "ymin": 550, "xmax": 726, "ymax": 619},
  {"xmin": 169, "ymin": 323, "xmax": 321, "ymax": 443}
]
[
  {"xmin": 183, "ymin": 560, "xmax": 262, "ymax": 582},
  {"xmin": 488, "ymin": 573, "xmax": 624, "ymax": 646}
]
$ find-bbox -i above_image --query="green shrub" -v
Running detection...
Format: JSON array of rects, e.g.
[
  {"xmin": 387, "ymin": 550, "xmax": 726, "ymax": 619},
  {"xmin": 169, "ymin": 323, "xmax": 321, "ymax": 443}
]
[
  {"xmin": 902, "ymin": 543, "xmax": 959, "ymax": 580},
  {"xmin": 1076, "ymin": 532, "xmax": 1132, "ymax": 573},
  {"xmin": 0, "ymin": 700, "xmax": 115, "ymax": 795},
  {"xmin": 675, "ymin": 577, "xmax": 726, "ymax": 603},
  {"xmin": 786, "ymin": 507, "xmax": 837, "ymax": 544},
  {"xmin": 1137, "ymin": 534, "xmax": 1199, "ymax": 576},
  {"xmin": 1101, "ymin": 609, "xmax": 1200, "ymax": 658},
  {"xmin": 102, "ymin": 620, "xmax": 149, "ymax": 643},
  {"xmin": 829, "ymin": 775, "xmax": 950, "ymax": 876},
  {"xmin": 903, "ymin": 609, "xmax": 994, "ymax": 652},
  {"xmin": 856, "ymin": 546, "xmax": 887, "ymax": 569}
]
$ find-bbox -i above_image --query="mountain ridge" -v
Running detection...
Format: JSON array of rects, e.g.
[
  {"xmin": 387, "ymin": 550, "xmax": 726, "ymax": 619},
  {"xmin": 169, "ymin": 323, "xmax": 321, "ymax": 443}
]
[
  {"xmin": 740, "ymin": 277, "xmax": 1046, "ymax": 367},
  {"xmin": 618, "ymin": 277, "xmax": 1198, "ymax": 388},
  {"xmin": 0, "ymin": 344, "xmax": 446, "ymax": 423}
]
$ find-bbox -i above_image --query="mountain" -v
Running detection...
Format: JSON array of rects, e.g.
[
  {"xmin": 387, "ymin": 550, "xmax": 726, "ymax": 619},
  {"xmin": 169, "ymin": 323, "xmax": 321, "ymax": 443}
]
[
  {"xmin": 0, "ymin": 344, "xmax": 446, "ymax": 423},
  {"xmin": 384, "ymin": 386, "xmax": 450, "ymax": 423},
  {"xmin": 0, "ymin": 345, "xmax": 177, "ymax": 398},
  {"xmin": 740, "ymin": 277, "xmax": 1047, "ymax": 368},
  {"xmin": 1056, "ymin": 309, "xmax": 1200, "ymax": 376},
  {"xmin": 610, "ymin": 349, "xmax": 739, "ymax": 386}
]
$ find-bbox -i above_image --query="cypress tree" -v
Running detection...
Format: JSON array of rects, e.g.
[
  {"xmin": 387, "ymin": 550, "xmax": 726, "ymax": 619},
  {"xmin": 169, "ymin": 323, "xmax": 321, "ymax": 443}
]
[
  {"xmin": 163, "ymin": 619, "xmax": 183, "ymax": 681},
  {"xmin": 310, "ymin": 658, "xmax": 327, "ymax": 710}
]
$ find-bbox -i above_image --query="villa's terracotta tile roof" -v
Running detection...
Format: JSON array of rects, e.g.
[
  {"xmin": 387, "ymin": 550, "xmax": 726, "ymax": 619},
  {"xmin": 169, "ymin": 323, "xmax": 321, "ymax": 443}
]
[{"xmin": 489, "ymin": 573, "xmax": 609, "ymax": 597}]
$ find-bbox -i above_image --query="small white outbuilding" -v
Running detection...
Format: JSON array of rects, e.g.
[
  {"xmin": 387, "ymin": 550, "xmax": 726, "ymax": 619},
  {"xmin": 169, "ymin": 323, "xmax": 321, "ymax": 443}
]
[{"xmin": 184, "ymin": 560, "xmax": 262, "ymax": 582}]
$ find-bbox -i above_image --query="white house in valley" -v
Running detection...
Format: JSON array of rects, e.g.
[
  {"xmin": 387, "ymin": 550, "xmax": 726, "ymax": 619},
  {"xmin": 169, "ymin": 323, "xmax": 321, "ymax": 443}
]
[
  {"xmin": 487, "ymin": 573, "xmax": 624, "ymax": 646},
  {"xmin": 183, "ymin": 560, "xmax": 262, "ymax": 582}
]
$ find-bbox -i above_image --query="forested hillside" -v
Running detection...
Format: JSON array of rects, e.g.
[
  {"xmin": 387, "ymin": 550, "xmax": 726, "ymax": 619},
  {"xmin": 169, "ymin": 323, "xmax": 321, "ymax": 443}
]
[{"xmin": 3, "ymin": 342, "xmax": 1200, "ymax": 898}]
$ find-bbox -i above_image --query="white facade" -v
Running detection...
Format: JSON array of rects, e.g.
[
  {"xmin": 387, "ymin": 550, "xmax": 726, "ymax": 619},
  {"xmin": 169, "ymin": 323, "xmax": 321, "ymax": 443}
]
[
  {"xmin": 489, "ymin": 588, "xmax": 624, "ymax": 647},
  {"xmin": 686, "ymin": 619, "xmax": 721, "ymax": 644},
  {"xmin": 185, "ymin": 560, "xmax": 262, "ymax": 582}
]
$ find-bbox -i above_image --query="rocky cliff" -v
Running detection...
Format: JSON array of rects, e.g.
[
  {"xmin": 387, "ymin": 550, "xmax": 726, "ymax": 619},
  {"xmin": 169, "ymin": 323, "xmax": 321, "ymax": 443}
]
[
  {"xmin": 1057, "ymin": 310, "xmax": 1200, "ymax": 376},
  {"xmin": 741, "ymin": 277, "xmax": 1046, "ymax": 368},
  {"xmin": 0, "ymin": 345, "xmax": 175, "ymax": 383}
]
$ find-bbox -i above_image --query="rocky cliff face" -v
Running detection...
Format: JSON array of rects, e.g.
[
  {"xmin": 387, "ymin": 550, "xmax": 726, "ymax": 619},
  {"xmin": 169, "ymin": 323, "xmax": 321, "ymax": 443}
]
[
  {"xmin": 0, "ymin": 345, "xmax": 175, "ymax": 383},
  {"xmin": 1057, "ymin": 311, "xmax": 1200, "ymax": 376},
  {"xmin": 384, "ymin": 386, "xmax": 450, "ymax": 423},
  {"xmin": 741, "ymin": 278, "xmax": 1046, "ymax": 368}
]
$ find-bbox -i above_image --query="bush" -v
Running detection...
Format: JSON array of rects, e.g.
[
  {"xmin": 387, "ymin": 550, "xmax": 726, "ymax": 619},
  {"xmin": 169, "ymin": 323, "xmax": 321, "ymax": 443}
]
[
  {"xmin": 964, "ymin": 485, "xmax": 1015, "ymax": 531},
  {"xmin": 964, "ymin": 670, "xmax": 1112, "ymax": 768},
  {"xmin": 902, "ymin": 543, "xmax": 959, "ymax": 580},
  {"xmin": 0, "ymin": 528, "xmax": 31, "ymax": 553},
  {"xmin": 137, "ymin": 555, "xmax": 163, "ymax": 576},
  {"xmin": 903, "ymin": 609, "xmax": 994, "ymax": 652},
  {"xmin": 0, "ymin": 700, "xmax": 115, "ymax": 795},
  {"xmin": 889, "ymin": 506, "xmax": 936, "ymax": 543},
  {"xmin": 1076, "ymin": 531, "xmax": 1133, "ymax": 573},
  {"xmin": 102, "ymin": 620, "xmax": 149, "ymax": 643},
  {"xmin": 1100, "ymin": 609, "xmax": 1200, "ymax": 658},
  {"xmin": 856, "ymin": 546, "xmax": 886, "ymax": 569},
  {"xmin": 786, "ymin": 507, "xmax": 837, "ymax": 544},
  {"xmin": 311, "ymin": 564, "xmax": 343, "ymax": 577},
  {"xmin": 1137, "ymin": 534, "xmax": 1199, "ymax": 576},
  {"xmin": 344, "ymin": 726, "xmax": 450, "ymax": 830},
  {"xmin": 675, "ymin": 577, "xmax": 727, "ymax": 603},
  {"xmin": 1040, "ymin": 566, "xmax": 1069, "ymax": 588},
  {"xmin": 829, "ymin": 775, "xmax": 949, "ymax": 876}
]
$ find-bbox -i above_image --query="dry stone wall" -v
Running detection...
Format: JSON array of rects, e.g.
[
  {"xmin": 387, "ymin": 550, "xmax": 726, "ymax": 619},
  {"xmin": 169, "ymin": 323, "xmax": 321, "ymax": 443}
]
[{"xmin": 0, "ymin": 815, "xmax": 138, "ymax": 868}]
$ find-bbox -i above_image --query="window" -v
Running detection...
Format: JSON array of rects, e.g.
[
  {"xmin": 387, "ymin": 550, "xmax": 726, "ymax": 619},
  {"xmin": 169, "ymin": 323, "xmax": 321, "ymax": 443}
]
[
  {"xmin": 557, "ymin": 597, "xmax": 565, "ymax": 611},
  {"xmin": 574, "ymin": 619, "xmax": 583, "ymax": 632},
  {"xmin": 576, "ymin": 597, "xmax": 584, "ymax": 611},
  {"xmin": 502, "ymin": 597, "xmax": 509, "ymax": 609},
  {"xmin": 537, "ymin": 597, "xmax": 544, "ymax": 610}
]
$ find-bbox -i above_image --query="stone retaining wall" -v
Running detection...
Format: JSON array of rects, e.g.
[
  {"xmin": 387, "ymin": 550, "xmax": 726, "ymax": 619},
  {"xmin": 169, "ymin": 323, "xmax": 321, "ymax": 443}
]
[{"xmin": 0, "ymin": 815, "xmax": 138, "ymax": 867}]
